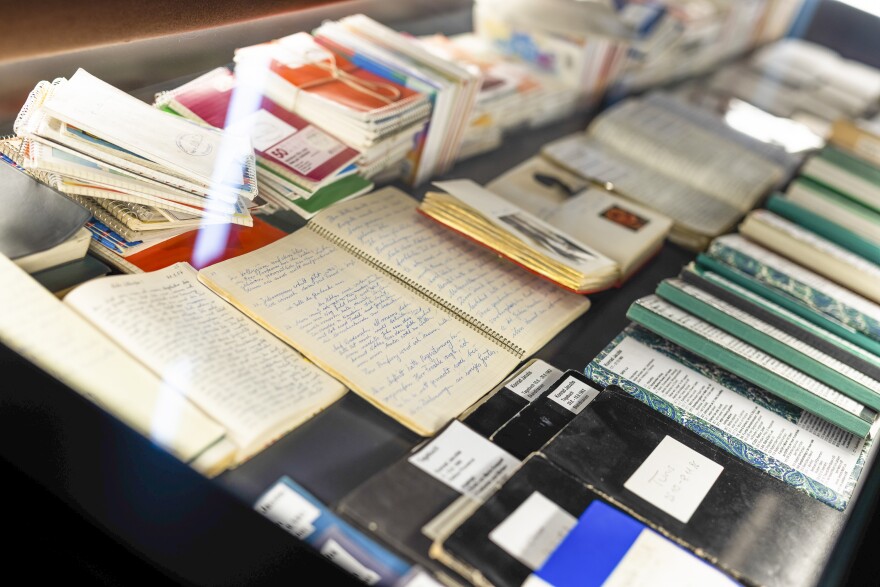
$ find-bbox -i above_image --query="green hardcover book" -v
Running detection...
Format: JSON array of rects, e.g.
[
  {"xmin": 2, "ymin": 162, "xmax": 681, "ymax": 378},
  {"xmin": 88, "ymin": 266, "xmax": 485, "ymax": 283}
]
[
  {"xmin": 698, "ymin": 234, "xmax": 880, "ymax": 356},
  {"xmin": 681, "ymin": 264, "xmax": 880, "ymax": 376},
  {"xmin": 655, "ymin": 277, "xmax": 880, "ymax": 410},
  {"xmin": 786, "ymin": 178, "xmax": 880, "ymax": 245},
  {"xmin": 800, "ymin": 146, "xmax": 880, "ymax": 213},
  {"xmin": 626, "ymin": 295, "xmax": 877, "ymax": 437},
  {"xmin": 767, "ymin": 194, "xmax": 880, "ymax": 264}
]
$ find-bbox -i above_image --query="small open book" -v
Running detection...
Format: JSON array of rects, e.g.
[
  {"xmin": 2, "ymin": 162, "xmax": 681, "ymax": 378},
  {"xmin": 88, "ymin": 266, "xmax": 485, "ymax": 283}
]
[{"xmin": 419, "ymin": 177, "xmax": 671, "ymax": 294}]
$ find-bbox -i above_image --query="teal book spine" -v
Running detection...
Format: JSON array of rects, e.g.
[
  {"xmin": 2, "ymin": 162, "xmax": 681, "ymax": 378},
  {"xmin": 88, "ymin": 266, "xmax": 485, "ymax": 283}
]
[
  {"xmin": 766, "ymin": 194, "xmax": 880, "ymax": 265},
  {"xmin": 656, "ymin": 279, "xmax": 880, "ymax": 411},
  {"xmin": 626, "ymin": 299, "xmax": 874, "ymax": 438},
  {"xmin": 698, "ymin": 245, "xmax": 880, "ymax": 354}
]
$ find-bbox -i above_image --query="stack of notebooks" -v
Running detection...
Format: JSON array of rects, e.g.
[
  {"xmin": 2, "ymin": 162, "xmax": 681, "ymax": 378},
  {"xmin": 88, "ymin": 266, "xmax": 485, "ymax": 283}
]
[
  {"xmin": 539, "ymin": 91, "xmax": 786, "ymax": 250},
  {"xmin": 234, "ymin": 16, "xmax": 480, "ymax": 188},
  {"xmin": 310, "ymin": 15, "xmax": 481, "ymax": 186},
  {"xmin": 472, "ymin": 0, "xmax": 634, "ymax": 104},
  {"xmin": 232, "ymin": 31, "xmax": 431, "ymax": 189},
  {"xmin": 613, "ymin": 0, "xmax": 804, "ymax": 94},
  {"xmin": 11, "ymin": 68, "xmax": 261, "ymax": 270},
  {"xmin": 154, "ymin": 66, "xmax": 373, "ymax": 219},
  {"xmin": 417, "ymin": 32, "xmax": 579, "ymax": 161}
]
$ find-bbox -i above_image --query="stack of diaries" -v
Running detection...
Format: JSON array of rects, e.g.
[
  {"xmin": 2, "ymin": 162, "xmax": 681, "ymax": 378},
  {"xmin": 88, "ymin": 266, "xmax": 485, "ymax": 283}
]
[
  {"xmin": 766, "ymin": 190, "xmax": 880, "ymax": 266},
  {"xmin": 541, "ymin": 92, "xmax": 785, "ymax": 250},
  {"xmin": 432, "ymin": 453, "xmax": 740, "ymax": 587},
  {"xmin": 586, "ymin": 325, "xmax": 872, "ymax": 510},
  {"xmin": 312, "ymin": 15, "xmax": 482, "ymax": 185},
  {"xmin": 420, "ymin": 177, "xmax": 671, "ymax": 294},
  {"xmin": 626, "ymin": 292, "xmax": 877, "ymax": 437},
  {"xmin": 798, "ymin": 146, "xmax": 880, "ymax": 218},
  {"xmin": 12, "ymin": 69, "xmax": 260, "ymax": 264},
  {"xmin": 737, "ymin": 209, "xmax": 880, "ymax": 303},
  {"xmin": 536, "ymin": 381, "xmax": 845, "ymax": 587},
  {"xmin": 234, "ymin": 29, "xmax": 436, "ymax": 186},
  {"xmin": 417, "ymin": 32, "xmax": 579, "ymax": 161},
  {"xmin": 697, "ymin": 234, "xmax": 880, "ymax": 357},
  {"xmin": 154, "ymin": 66, "xmax": 372, "ymax": 219},
  {"xmin": 830, "ymin": 116, "xmax": 880, "ymax": 167}
]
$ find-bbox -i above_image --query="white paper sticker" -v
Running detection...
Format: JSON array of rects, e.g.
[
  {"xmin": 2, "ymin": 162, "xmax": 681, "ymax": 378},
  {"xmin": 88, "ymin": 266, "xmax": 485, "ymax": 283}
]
[
  {"xmin": 227, "ymin": 108, "xmax": 297, "ymax": 152},
  {"xmin": 603, "ymin": 529, "xmax": 738, "ymax": 587},
  {"xmin": 507, "ymin": 360, "xmax": 564, "ymax": 402},
  {"xmin": 623, "ymin": 436, "xmax": 723, "ymax": 524},
  {"xmin": 320, "ymin": 538, "xmax": 381, "ymax": 585},
  {"xmin": 408, "ymin": 421, "xmax": 521, "ymax": 501},
  {"xmin": 267, "ymin": 125, "xmax": 346, "ymax": 175},
  {"xmin": 548, "ymin": 376, "xmax": 600, "ymax": 414},
  {"xmin": 488, "ymin": 491, "xmax": 577, "ymax": 570},
  {"xmin": 254, "ymin": 481, "xmax": 321, "ymax": 540}
]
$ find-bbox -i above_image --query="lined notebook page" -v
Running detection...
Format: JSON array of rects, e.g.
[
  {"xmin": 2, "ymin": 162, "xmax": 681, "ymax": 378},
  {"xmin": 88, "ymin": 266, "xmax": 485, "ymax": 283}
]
[
  {"xmin": 308, "ymin": 188, "xmax": 590, "ymax": 355},
  {"xmin": 0, "ymin": 255, "xmax": 228, "ymax": 469},
  {"xmin": 64, "ymin": 263, "xmax": 346, "ymax": 459},
  {"xmin": 199, "ymin": 229, "xmax": 521, "ymax": 436}
]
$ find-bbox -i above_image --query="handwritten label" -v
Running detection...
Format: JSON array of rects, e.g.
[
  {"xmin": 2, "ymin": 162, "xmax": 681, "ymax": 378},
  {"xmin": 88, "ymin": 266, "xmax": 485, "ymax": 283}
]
[
  {"xmin": 320, "ymin": 538, "xmax": 381, "ymax": 585},
  {"xmin": 254, "ymin": 481, "xmax": 321, "ymax": 540},
  {"xmin": 623, "ymin": 436, "xmax": 722, "ymax": 523},
  {"xmin": 489, "ymin": 491, "xmax": 577, "ymax": 570},
  {"xmin": 507, "ymin": 360, "xmax": 564, "ymax": 402},
  {"xmin": 408, "ymin": 421, "xmax": 520, "ymax": 500},
  {"xmin": 548, "ymin": 376, "xmax": 600, "ymax": 414}
]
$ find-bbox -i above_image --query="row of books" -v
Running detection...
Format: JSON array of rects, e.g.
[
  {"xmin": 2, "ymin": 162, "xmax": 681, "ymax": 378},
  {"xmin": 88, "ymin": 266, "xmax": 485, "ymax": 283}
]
[{"xmin": 289, "ymin": 117, "xmax": 880, "ymax": 587}]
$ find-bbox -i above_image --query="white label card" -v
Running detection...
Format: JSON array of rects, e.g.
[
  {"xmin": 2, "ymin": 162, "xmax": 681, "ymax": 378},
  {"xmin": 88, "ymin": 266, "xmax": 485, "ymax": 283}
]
[
  {"xmin": 548, "ymin": 376, "xmax": 601, "ymax": 414},
  {"xmin": 507, "ymin": 360, "xmax": 564, "ymax": 402},
  {"xmin": 489, "ymin": 492, "xmax": 577, "ymax": 570},
  {"xmin": 623, "ymin": 436, "xmax": 723, "ymax": 524},
  {"xmin": 254, "ymin": 481, "xmax": 321, "ymax": 540},
  {"xmin": 319, "ymin": 538, "xmax": 381, "ymax": 585},
  {"xmin": 408, "ymin": 420, "xmax": 521, "ymax": 501}
]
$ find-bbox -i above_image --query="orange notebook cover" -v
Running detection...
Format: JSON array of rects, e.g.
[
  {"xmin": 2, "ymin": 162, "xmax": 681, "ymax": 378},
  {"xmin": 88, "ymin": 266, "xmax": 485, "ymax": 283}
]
[
  {"xmin": 125, "ymin": 216, "xmax": 288, "ymax": 272},
  {"xmin": 268, "ymin": 49, "xmax": 422, "ymax": 114}
]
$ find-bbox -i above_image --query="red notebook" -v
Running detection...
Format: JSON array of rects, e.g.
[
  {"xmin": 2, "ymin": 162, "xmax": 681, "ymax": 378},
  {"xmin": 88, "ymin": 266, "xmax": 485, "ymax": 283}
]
[{"xmin": 125, "ymin": 216, "xmax": 288, "ymax": 273}]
